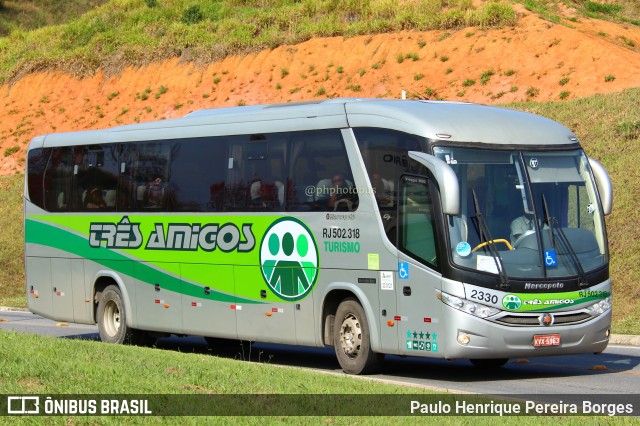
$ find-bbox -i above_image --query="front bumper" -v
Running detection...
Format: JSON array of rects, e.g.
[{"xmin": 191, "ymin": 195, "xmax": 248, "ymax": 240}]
[{"xmin": 439, "ymin": 304, "xmax": 611, "ymax": 359}]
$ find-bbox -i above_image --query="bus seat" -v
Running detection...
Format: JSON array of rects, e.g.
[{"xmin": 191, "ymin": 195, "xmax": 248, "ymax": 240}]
[
  {"xmin": 275, "ymin": 181, "xmax": 284, "ymax": 207},
  {"xmin": 136, "ymin": 185, "xmax": 146, "ymax": 201},
  {"xmin": 57, "ymin": 192, "xmax": 66, "ymax": 209},
  {"xmin": 103, "ymin": 190, "xmax": 116, "ymax": 207}
]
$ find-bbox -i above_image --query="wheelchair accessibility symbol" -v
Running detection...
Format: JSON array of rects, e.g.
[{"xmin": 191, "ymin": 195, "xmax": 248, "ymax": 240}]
[
  {"xmin": 398, "ymin": 262, "xmax": 410, "ymax": 280},
  {"xmin": 544, "ymin": 250, "xmax": 557, "ymax": 267}
]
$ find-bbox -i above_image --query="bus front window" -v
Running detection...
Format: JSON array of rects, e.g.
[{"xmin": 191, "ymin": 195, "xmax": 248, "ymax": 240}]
[{"xmin": 433, "ymin": 147, "xmax": 608, "ymax": 281}]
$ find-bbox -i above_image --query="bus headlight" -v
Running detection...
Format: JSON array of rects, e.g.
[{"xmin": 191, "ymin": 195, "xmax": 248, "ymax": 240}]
[
  {"xmin": 586, "ymin": 296, "xmax": 612, "ymax": 315},
  {"xmin": 436, "ymin": 289, "xmax": 500, "ymax": 319}
]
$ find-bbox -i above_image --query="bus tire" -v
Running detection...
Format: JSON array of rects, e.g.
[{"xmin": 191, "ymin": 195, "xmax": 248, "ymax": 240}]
[
  {"xmin": 333, "ymin": 298, "xmax": 383, "ymax": 375},
  {"xmin": 469, "ymin": 358, "xmax": 509, "ymax": 368},
  {"xmin": 97, "ymin": 285, "xmax": 132, "ymax": 344}
]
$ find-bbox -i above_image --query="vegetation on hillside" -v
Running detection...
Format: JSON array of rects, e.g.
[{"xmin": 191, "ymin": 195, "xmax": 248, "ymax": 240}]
[
  {"xmin": 0, "ymin": 0, "xmax": 519, "ymax": 84},
  {"xmin": 0, "ymin": 174, "xmax": 23, "ymax": 308},
  {"xmin": 1, "ymin": 0, "xmax": 638, "ymax": 87},
  {"xmin": 0, "ymin": 0, "xmax": 108, "ymax": 36},
  {"xmin": 516, "ymin": 0, "xmax": 640, "ymax": 26}
]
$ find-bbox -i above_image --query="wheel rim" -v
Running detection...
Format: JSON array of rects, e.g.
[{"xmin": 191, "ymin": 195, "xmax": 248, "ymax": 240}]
[
  {"xmin": 103, "ymin": 299, "xmax": 121, "ymax": 337},
  {"xmin": 339, "ymin": 313, "xmax": 362, "ymax": 359}
]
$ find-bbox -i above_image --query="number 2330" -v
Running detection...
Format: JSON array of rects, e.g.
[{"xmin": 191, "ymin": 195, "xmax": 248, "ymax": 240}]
[{"xmin": 470, "ymin": 289, "xmax": 499, "ymax": 305}]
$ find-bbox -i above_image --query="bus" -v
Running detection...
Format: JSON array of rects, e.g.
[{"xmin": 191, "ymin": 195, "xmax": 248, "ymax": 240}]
[{"xmin": 24, "ymin": 98, "xmax": 613, "ymax": 374}]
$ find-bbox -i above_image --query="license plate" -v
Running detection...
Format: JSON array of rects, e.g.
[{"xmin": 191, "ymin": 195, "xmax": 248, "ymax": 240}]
[{"xmin": 533, "ymin": 334, "xmax": 560, "ymax": 347}]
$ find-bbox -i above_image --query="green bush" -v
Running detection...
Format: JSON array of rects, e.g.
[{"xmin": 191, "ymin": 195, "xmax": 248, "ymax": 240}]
[
  {"xmin": 182, "ymin": 5, "xmax": 203, "ymax": 24},
  {"xmin": 3, "ymin": 146, "xmax": 19, "ymax": 157},
  {"xmin": 477, "ymin": 1, "xmax": 517, "ymax": 27},
  {"xmin": 584, "ymin": 1, "xmax": 622, "ymax": 15},
  {"xmin": 480, "ymin": 69, "xmax": 494, "ymax": 85}
]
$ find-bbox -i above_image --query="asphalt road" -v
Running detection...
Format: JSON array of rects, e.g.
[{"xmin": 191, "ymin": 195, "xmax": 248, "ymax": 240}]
[{"xmin": 2, "ymin": 310, "xmax": 640, "ymax": 402}]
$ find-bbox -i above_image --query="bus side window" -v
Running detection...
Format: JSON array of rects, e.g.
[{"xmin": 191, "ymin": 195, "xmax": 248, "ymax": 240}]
[
  {"xmin": 76, "ymin": 145, "xmax": 119, "ymax": 211},
  {"xmin": 27, "ymin": 148, "xmax": 51, "ymax": 210},
  {"xmin": 289, "ymin": 129, "xmax": 358, "ymax": 212},
  {"xmin": 43, "ymin": 147, "xmax": 73, "ymax": 212},
  {"xmin": 287, "ymin": 138, "xmax": 316, "ymax": 211},
  {"xmin": 124, "ymin": 142, "xmax": 171, "ymax": 212},
  {"xmin": 170, "ymin": 137, "xmax": 228, "ymax": 212},
  {"xmin": 225, "ymin": 133, "xmax": 287, "ymax": 212}
]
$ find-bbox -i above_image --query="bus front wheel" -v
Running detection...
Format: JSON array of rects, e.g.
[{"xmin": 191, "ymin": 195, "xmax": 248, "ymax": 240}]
[
  {"xmin": 97, "ymin": 285, "xmax": 153, "ymax": 346},
  {"xmin": 333, "ymin": 298, "xmax": 383, "ymax": 375}
]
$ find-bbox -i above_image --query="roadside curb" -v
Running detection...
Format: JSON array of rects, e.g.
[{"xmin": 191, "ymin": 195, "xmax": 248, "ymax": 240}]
[
  {"xmin": 0, "ymin": 306, "xmax": 29, "ymax": 312},
  {"xmin": 1, "ymin": 306, "xmax": 638, "ymax": 346},
  {"xmin": 609, "ymin": 334, "xmax": 640, "ymax": 346}
]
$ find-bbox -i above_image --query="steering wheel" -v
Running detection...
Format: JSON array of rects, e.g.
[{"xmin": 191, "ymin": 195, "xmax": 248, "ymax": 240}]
[
  {"xmin": 472, "ymin": 238, "xmax": 513, "ymax": 253},
  {"xmin": 512, "ymin": 229, "xmax": 536, "ymax": 249}
]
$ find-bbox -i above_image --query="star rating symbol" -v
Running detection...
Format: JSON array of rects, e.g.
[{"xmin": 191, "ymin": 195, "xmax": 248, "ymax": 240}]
[{"xmin": 405, "ymin": 330, "xmax": 436, "ymax": 342}]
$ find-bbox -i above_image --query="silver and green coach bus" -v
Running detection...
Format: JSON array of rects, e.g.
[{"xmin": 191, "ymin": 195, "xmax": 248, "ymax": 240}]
[{"xmin": 24, "ymin": 98, "xmax": 613, "ymax": 374}]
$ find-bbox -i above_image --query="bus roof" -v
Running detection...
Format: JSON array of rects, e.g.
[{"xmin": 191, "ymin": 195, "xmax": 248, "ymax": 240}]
[{"xmin": 29, "ymin": 98, "xmax": 578, "ymax": 150}]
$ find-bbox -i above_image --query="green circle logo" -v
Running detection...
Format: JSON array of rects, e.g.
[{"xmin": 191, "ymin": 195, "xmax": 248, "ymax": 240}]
[
  {"xmin": 502, "ymin": 294, "xmax": 522, "ymax": 310},
  {"xmin": 260, "ymin": 217, "xmax": 319, "ymax": 301}
]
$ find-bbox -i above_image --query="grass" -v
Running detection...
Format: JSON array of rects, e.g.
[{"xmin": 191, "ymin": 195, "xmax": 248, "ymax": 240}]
[
  {"xmin": 1, "ymin": 331, "xmax": 632, "ymax": 424},
  {"xmin": 0, "ymin": 175, "xmax": 24, "ymax": 308},
  {"xmin": 0, "ymin": 331, "xmax": 632, "ymax": 426},
  {"xmin": 0, "ymin": 0, "xmax": 518, "ymax": 85},
  {"xmin": 0, "ymin": 0, "xmax": 108, "ymax": 36},
  {"xmin": 0, "ymin": 331, "xmax": 433, "ymax": 423},
  {"xmin": 480, "ymin": 69, "xmax": 495, "ymax": 85},
  {"xmin": 0, "ymin": 331, "xmax": 415, "ymax": 395},
  {"xmin": 516, "ymin": 0, "xmax": 640, "ymax": 25},
  {"xmin": 3, "ymin": 145, "xmax": 18, "ymax": 157}
]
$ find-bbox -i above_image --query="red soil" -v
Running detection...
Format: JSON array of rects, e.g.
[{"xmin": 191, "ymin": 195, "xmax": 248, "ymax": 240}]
[{"xmin": 1, "ymin": 6, "xmax": 639, "ymax": 175}]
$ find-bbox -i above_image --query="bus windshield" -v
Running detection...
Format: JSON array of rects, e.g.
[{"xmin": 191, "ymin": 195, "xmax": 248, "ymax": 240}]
[{"xmin": 433, "ymin": 147, "xmax": 608, "ymax": 280}]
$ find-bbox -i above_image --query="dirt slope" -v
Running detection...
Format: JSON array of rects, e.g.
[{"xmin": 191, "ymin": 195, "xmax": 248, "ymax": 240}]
[{"xmin": 1, "ymin": 6, "xmax": 639, "ymax": 176}]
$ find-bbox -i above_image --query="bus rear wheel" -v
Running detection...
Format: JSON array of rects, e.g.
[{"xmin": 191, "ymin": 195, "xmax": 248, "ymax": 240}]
[
  {"xmin": 333, "ymin": 298, "xmax": 383, "ymax": 375},
  {"xmin": 97, "ymin": 285, "xmax": 153, "ymax": 346}
]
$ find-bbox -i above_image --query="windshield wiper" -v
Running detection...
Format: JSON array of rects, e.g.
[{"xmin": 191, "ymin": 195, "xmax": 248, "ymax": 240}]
[
  {"xmin": 541, "ymin": 194, "xmax": 589, "ymax": 288},
  {"xmin": 472, "ymin": 189, "xmax": 510, "ymax": 290}
]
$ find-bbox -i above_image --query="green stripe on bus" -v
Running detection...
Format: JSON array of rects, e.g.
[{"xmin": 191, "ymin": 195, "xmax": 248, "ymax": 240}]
[{"xmin": 25, "ymin": 219, "xmax": 261, "ymax": 305}]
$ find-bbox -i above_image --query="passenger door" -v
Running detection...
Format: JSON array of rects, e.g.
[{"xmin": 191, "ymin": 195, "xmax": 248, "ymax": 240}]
[{"xmin": 395, "ymin": 175, "xmax": 444, "ymax": 356}]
